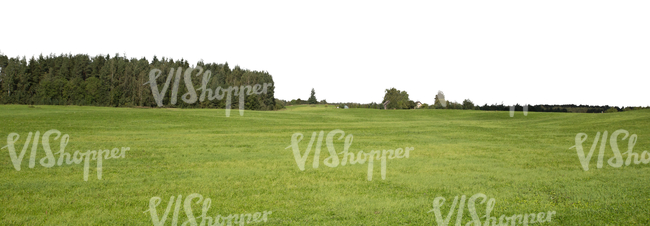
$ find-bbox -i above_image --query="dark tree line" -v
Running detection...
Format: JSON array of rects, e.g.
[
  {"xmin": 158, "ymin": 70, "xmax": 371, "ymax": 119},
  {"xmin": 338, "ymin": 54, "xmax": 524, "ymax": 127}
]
[
  {"xmin": 478, "ymin": 103, "xmax": 648, "ymax": 113},
  {"xmin": 0, "ymin": 53, "xmax": 282, "ymax": 110}
]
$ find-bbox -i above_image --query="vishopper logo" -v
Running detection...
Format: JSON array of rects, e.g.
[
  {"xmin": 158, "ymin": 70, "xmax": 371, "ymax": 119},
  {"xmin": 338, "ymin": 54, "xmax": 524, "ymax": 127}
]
[
  {"xmin": 286, "ymin": 129, "xmax": 414, "ymax": 181},
  {"xmin": 145, "ymin": 66, "xmax": 273, "ymax": 117},
  {"xmin": 1, "ymin": 129, "xmax": 130, "ymax": 181},
  {"xmin": 428, "ymin": 193, "xmax": 556, "ymax": 226},
  {"xmin": 144, "ymin": 193, "xmax": 272, "ymax": 226},
  {"xmin": 570, "ymin": 129, "xmax": 649, "ymax": 171},
  {"xmin": 509, "ymin": 104, "xmax": 529, "ymax": 117},
  {"xmin": 436, "ymin": 91, "xmax": 446, "ymax": 108}
]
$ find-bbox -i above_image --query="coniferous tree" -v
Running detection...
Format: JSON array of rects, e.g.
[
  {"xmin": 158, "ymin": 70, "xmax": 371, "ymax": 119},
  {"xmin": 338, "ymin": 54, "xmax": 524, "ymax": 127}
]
[
  {"xmin": 0, "ymin": 53, "xmax": 277, "ymax": 109},
  {"xmin": 308, "ymin": 88, "xmax": 317, "ymax": 104}
]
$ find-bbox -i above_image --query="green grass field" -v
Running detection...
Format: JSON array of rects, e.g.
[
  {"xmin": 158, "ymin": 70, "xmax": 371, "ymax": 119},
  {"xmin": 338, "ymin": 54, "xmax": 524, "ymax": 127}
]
[{"xmin": 1, "ymin": 104, "xmax": 649, "ymax": 225}]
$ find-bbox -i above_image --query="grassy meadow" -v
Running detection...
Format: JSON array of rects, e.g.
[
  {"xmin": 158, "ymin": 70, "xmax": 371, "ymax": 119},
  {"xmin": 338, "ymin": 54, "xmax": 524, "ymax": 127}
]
[{"xmin": 1, "ymin": 104, "xmax": 650, "ymax": 225}]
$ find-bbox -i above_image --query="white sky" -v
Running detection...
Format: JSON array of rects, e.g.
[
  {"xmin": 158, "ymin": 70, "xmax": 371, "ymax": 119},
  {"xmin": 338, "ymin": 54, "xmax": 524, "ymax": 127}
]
[{"xmin": 1, "ymin": 0, "xmax": 649, "ymax": 107}]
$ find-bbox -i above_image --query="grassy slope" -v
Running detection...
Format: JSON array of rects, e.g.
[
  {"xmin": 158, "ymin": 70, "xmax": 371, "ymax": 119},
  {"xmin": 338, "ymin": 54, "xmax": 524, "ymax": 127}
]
[{"xmin": 1, "ymin": 104, "xmax": 649, "ymax": 225}]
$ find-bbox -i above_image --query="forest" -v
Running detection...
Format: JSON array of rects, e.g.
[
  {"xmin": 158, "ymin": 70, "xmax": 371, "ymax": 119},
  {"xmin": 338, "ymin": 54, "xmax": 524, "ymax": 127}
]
[
  {"xmin": 1, "ymin": 53, "xmax": 645, "ymax": 113},
  {"xmin": 0, "ymin": 53, "xmax": 281, "ymax": 110}
]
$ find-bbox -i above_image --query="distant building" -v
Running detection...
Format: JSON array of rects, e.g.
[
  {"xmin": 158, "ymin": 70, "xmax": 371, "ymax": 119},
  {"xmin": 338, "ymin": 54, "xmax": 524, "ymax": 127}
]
[{"xmin": 415, "ymin": 101, "xmax": 422, "ymax": 109}]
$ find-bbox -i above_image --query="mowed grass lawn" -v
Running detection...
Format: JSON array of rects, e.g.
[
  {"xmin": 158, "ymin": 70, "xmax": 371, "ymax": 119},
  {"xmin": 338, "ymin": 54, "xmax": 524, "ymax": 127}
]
[{"xmin": 1, "ymin": 104, "xmax": 650, "ymax": 225}]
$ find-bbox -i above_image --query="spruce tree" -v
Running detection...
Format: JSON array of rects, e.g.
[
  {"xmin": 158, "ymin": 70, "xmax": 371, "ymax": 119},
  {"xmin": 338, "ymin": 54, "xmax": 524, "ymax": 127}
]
[{"xmin": 308, "ymin": 88, "xmax": 317, "ymax": 104}]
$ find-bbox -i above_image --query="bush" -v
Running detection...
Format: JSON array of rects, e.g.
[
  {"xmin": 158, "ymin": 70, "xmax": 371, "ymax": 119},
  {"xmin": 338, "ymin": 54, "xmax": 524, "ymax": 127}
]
[{"xmin": 462, "ymin": 99, "xmax": 474, "ymax": 110}]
